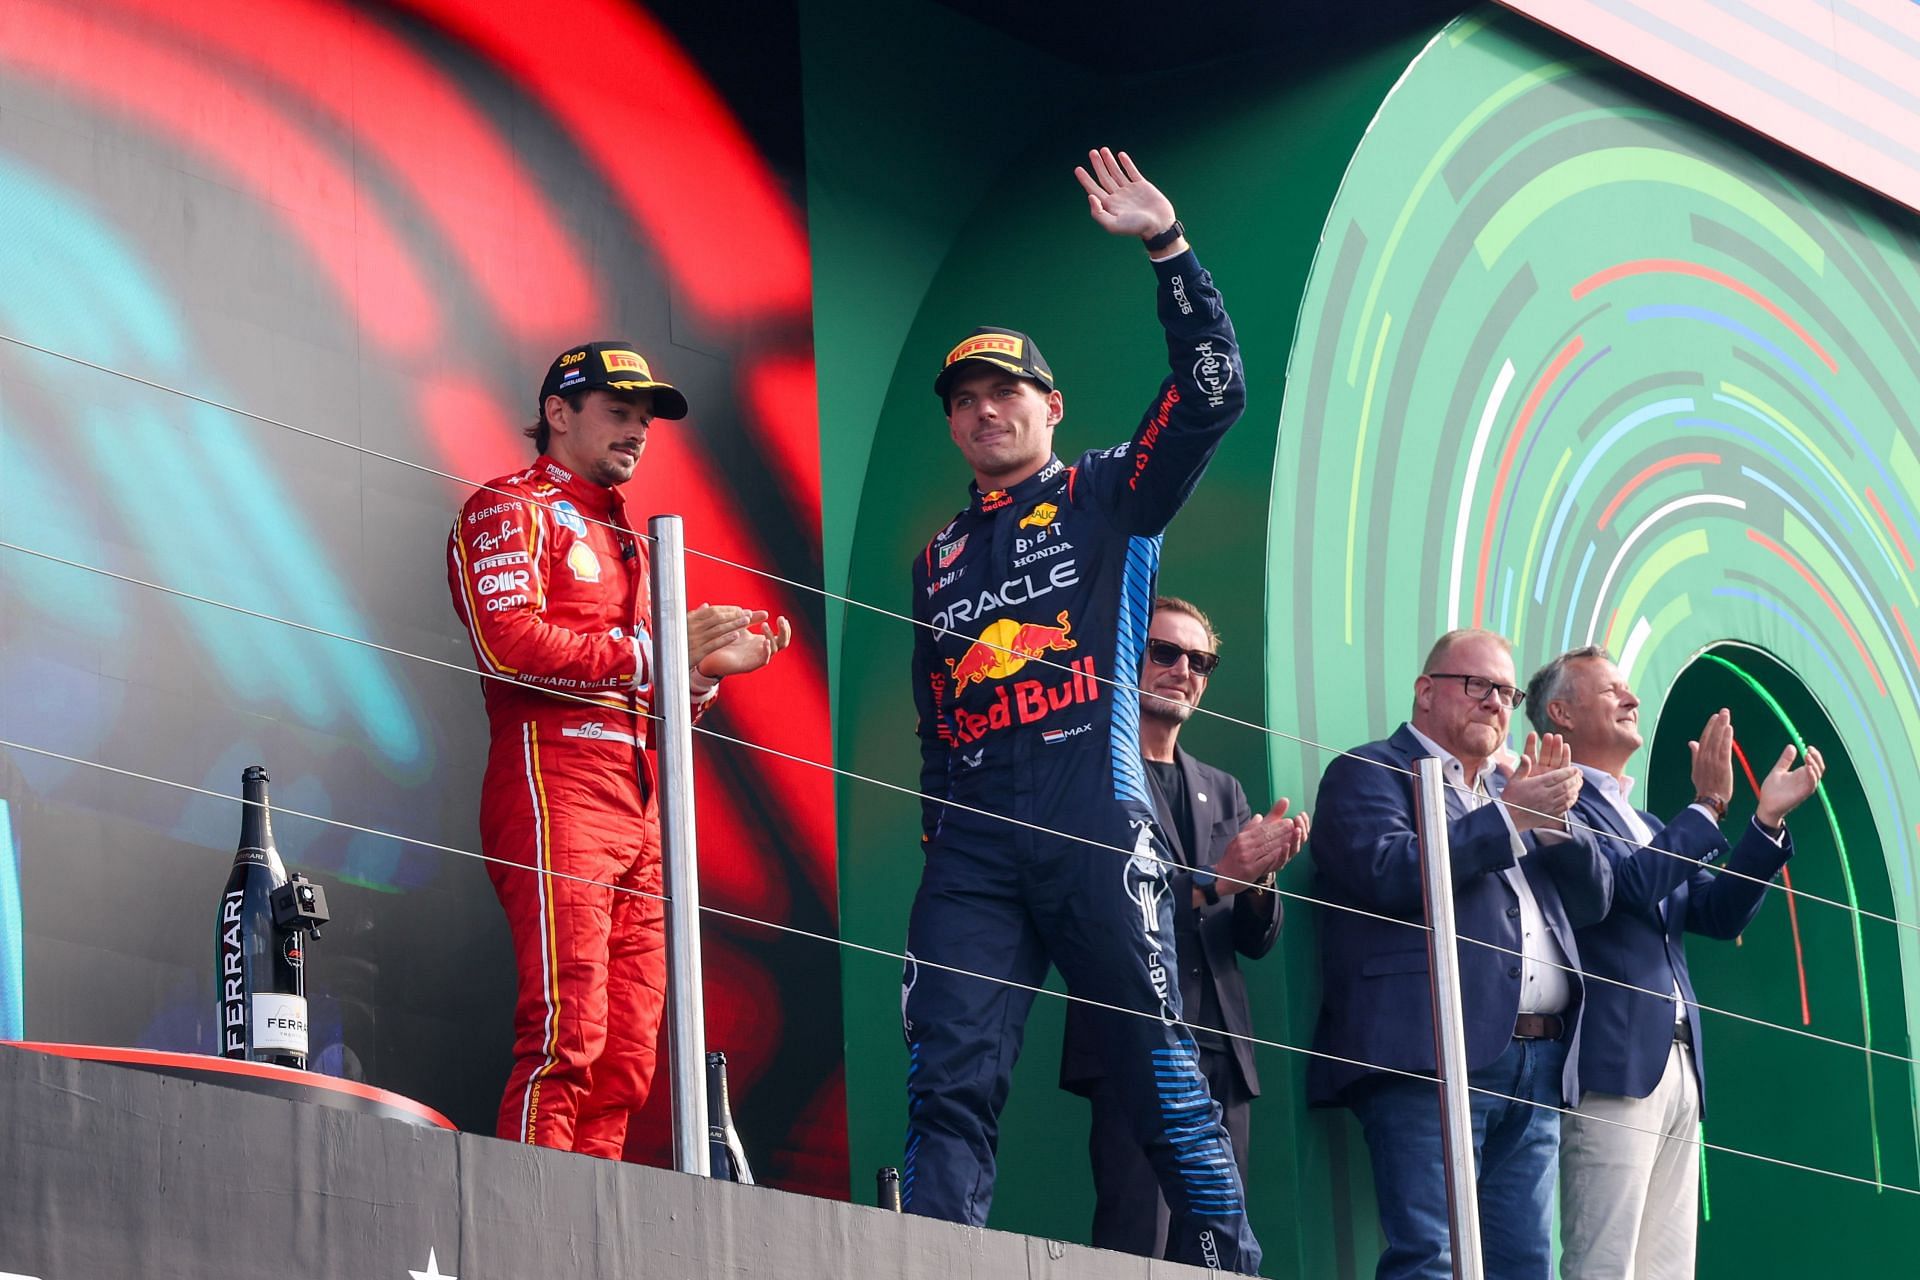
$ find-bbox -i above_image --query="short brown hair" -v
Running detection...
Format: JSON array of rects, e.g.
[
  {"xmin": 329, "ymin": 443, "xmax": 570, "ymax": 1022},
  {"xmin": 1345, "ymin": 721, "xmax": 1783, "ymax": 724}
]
[
  {"xmin": 1154, "ymin": 595, "xmax": 1220, "ymax": 650},
  {"xmin": 525, "ymin": 390, "xmax": 588, "ymax": 456}
]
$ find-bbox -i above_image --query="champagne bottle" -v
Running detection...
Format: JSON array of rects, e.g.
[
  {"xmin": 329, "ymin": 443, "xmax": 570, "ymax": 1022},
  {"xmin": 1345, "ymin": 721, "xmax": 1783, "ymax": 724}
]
[
  {"xmin": 705, "ymin": 1050, "xmax": 754, "ymax": 1184},
  {"xmin": 215, "ymin": 766, "xmax": 308, "ymax": 1068}
]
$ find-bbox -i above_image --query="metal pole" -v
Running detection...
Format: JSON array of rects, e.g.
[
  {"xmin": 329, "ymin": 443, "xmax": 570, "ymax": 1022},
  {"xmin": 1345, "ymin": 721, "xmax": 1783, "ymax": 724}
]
[
  {"xmin": 649, "ymin": 514, "xmax": 710, "ymax": 1177},
  {"xmin": 1414, "ymin": 755, "xmax": 1484, "ymax": 1280}
]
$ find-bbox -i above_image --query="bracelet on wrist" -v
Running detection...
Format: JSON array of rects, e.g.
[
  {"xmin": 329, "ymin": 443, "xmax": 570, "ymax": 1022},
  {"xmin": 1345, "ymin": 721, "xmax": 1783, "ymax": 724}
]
[{"xmin": 1694, "ymin": 792, "xmax": 1729, "ymax": 822}]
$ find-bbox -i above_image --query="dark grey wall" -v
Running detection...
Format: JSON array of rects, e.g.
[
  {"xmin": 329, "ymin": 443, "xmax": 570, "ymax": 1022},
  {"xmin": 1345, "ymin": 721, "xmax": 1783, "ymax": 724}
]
[{"xmin": 0, "ymin": 1047, "xmax": 1207, "ymax": 1280}]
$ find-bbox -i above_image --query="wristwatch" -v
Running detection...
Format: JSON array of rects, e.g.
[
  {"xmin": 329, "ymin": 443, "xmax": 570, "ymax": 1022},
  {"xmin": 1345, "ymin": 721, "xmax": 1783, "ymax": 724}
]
[
  {"xmin": 1191, "ymin": 867, "xmax": 1220, "ymax": 905},
  {"xmin": 1693, "ymin": 792, "xmax": 1729, "ymax": 822},
  {"xmin": 1143, "ymin": 219, "xmax": 1185, "ymax": 252}
]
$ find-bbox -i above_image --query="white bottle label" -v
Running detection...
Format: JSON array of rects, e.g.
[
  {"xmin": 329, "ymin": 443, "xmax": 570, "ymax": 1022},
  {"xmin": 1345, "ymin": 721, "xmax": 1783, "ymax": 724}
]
[{"xmin": 252, "ymin": 992, "xmax": 308, "ymax": 1055}]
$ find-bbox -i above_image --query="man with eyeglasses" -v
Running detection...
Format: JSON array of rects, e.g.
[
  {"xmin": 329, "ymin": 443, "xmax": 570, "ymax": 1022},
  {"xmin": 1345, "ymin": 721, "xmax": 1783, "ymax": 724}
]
[
  {"xmin": 1307, "ymin": 627, "xmax": 1612, "ymax": 1280},
  {"xmin": 1058, "ymin": 596, "xmax": 1308, "ymax": 1260},
  {"xmin": 903, "ymin": 149, "xmax": 1262, "ymax": 1271},
  {"xmin": 1525, "ymin": 646, "xmax": 1821, "ymax": 1279}
]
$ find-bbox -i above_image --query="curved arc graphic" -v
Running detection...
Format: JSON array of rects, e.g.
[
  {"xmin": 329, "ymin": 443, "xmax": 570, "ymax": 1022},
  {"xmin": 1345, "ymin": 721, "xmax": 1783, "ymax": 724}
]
[{"xmin": 1267, "ymin": 14, "xmax": 1920, "ymax": 1210}]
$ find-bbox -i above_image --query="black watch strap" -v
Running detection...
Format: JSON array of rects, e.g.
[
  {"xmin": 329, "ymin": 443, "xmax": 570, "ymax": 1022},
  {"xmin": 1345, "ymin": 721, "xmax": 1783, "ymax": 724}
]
[
  {"xmin": 1143, "ymin": 219, "xmax": 1185, "ymax": 252},
  {"xmin": 1192, "ymin": 867, "xmax": 1220, "ymax": 905}
]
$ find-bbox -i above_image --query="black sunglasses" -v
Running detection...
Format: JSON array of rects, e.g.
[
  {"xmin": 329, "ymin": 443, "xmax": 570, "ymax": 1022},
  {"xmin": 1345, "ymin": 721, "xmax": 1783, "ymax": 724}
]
[
  {"xmin": 1145, "ymin": 638, "xmax": 1220, "ymax": 677},
  {"xmin": 1427, "ymin": 672, "xmax": 1526, "ymax": 708}
]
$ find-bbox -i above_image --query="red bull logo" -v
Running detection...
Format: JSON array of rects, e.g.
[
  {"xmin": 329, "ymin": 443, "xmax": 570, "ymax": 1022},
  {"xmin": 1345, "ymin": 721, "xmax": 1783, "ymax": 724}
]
[
  {"xmin": 951, "ymin": 656, "xmax": 1102, "ymax": 744},
  {"xmin": 946, "ymin": 611, "xmax": 1076, "ymax": 691}
]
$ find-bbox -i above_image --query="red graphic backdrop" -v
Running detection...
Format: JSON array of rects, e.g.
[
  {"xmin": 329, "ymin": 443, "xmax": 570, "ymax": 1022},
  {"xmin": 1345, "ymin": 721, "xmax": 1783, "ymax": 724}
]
[{"xmin": 0, "ymin": 0, "xmax": 843, "ymax": 1192}]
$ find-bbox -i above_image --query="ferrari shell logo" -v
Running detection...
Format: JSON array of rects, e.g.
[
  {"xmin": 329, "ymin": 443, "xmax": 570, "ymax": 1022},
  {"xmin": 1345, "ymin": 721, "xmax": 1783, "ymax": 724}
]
[{"xmin": 566, "ymin": 541, "xmax": 601, "ymax": 582}]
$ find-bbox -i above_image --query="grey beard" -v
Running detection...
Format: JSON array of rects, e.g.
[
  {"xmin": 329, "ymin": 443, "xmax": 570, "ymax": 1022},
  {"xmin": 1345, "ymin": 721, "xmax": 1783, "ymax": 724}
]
[{"xmin": 1140, "ymin": 693, "xmax": 1193, "ymax": 724}]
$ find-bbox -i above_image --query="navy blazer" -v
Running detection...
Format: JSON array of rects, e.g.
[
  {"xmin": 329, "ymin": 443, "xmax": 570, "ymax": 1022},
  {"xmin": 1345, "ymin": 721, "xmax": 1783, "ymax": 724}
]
[
  {"xmin": 1060, "ymin": 748, "xmax": 1283, "ymax": 1097},
  {"xmin": 1569, "ymin": 789, "xmax": 1792, "ymax": 1111},
  {"xmin": 1306, "ymin": 725, "xmax": 1613, "ymax": 1108}
]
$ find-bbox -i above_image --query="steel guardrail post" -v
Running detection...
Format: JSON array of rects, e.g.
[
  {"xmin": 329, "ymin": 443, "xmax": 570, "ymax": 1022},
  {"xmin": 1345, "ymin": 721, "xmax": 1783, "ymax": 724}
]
[
  {"xmin": 1414, "ymin": 755, "xmax": 1484, "ymax": 1279},
  {"xmin": 649, "ymin": 514, "xmax": 710, "ymax": 1177}
]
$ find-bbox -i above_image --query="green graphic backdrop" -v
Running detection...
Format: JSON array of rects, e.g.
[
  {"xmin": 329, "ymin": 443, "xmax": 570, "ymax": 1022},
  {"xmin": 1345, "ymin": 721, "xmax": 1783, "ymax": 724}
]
[
  {"xmin": 1272, "ymin": 9, "xmax": 1920, "ymax": 1268},
  {"xmin": 813, "ymin": 2, "xmax": 1920, "ymax": 1273}
]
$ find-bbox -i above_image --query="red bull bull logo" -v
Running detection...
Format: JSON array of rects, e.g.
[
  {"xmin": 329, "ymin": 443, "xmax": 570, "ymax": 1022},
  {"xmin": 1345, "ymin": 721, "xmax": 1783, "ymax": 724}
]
[{"xmin": 946, "ymin": 611, "xmax": 1076, "ymax": 691}]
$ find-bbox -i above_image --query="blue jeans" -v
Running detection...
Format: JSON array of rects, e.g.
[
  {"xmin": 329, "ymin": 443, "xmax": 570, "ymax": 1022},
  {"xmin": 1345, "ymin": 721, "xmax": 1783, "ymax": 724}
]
[{"xmin": 1349, "ymin": 1036, "xmax": 1568, "ymax": 1280}]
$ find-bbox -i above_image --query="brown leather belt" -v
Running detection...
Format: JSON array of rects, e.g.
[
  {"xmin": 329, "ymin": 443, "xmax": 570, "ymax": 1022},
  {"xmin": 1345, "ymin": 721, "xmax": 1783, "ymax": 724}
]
[{"xmin": 1513, "ymin": 1013, "xmax": 1565, "ymax": 1041}]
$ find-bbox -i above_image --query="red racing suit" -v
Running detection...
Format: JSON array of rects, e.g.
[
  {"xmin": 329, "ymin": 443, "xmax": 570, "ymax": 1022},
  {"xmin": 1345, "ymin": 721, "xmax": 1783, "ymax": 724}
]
[{"xmin": 447, "ymin": 454, "xmax": 710, "ymax": 1156}]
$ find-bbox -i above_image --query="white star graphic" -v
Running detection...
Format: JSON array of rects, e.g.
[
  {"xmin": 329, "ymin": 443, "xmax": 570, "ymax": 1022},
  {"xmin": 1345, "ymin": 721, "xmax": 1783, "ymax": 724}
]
[{"xmin": 409, "ymin": 1248, "xmax": 456, "ymax": 1280}]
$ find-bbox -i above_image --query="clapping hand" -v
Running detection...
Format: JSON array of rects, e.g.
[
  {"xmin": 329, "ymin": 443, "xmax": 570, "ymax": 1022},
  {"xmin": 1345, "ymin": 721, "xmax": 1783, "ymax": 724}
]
[
  {"xmin": 1755, "ymin": 743, "xmax": 1826, "ymax": 829},
  {"xmin": 688, "ymin": 603, "xmax": 792, "ymax": 680},
  {"xmin": 1501, "ymin": 731, "xmax": 1583, "ymax": 832},
  {"xmin": 1212, "ymin": 799, "xmax": 1310, "ymax": 897}
]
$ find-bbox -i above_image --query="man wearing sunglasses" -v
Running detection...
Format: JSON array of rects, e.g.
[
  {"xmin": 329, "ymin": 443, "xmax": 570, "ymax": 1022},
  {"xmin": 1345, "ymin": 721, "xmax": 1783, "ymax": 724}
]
[
  {"xmin": 1306, "ymin": 627, "xmax": 1612, "ymax": 1280},
  {"xmin": 902, "ymin": 148, "xmax": 1261, "ymax": 1272},
  {"xmin": 1059, "ymin": 596, "xmax": 1308, "ymax": 1260}
]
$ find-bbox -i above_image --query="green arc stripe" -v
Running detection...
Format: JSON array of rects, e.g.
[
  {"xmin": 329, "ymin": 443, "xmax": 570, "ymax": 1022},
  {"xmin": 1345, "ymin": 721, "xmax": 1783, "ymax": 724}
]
[
  {"xmin": 1701, "ymin": 651, "xmax": 1884, "ymax": 1188},
  {"xmin": 1475, "ymin": 148, "xmax": 1827, "ymax": 272}
]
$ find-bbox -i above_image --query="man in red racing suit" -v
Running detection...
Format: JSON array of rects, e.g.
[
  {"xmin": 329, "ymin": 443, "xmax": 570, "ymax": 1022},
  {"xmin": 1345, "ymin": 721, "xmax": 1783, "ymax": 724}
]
[{"xmin": 448, "ymin": 340, "xmax": 788, "ymax": 1156}]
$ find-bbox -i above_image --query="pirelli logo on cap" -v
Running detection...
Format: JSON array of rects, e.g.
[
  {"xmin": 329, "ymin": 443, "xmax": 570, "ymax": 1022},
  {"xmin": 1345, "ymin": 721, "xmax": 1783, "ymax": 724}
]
[
  {"xmin": 946, "ymin": 333, "xmax": 1024, "ymax": 367},
  {"xmin": 601, "ymin": 349, "xmax": 650, "ymax": 376}
]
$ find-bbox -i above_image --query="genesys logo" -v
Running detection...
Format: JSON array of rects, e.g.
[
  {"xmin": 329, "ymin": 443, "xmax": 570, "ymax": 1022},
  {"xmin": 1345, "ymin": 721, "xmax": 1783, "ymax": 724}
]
[{"xmin": 466, "ymin": 500, "xmax": 516, "ymax": 524}]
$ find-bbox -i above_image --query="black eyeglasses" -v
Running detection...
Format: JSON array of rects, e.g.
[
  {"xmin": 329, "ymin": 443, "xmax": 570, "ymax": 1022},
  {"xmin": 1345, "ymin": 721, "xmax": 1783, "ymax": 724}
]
[
  {"xmin": 1427, "ymin": 672, "xmax": 1525, "ymax": 708},
  {"xmin": 1145, "ymin": 639, "xmax": 1220, "ymax": 677}
]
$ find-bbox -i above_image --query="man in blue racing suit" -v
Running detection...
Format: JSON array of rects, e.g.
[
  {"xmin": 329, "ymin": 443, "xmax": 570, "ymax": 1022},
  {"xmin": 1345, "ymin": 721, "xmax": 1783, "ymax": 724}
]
[{"xmin": 901, "ymin": 147, "xmax": 1259, "ymax": 1273}]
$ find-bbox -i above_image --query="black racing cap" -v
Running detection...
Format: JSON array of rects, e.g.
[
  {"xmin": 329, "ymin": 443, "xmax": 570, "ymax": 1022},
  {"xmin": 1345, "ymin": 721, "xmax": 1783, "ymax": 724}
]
[
  {"xmin": 539, "ymin": 340, "xmax": 689, "ymax": 420},
  {"xmin": 933, "ymin": 326, "xmax": 1055, "ymax": 404}
]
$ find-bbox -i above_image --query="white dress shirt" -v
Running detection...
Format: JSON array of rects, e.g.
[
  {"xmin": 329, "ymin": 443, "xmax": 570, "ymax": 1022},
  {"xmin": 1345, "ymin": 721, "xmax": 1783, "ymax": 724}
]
[{"xmin": 1408, "ymin": 726, "xmax": 1572, "ymax": 1014}]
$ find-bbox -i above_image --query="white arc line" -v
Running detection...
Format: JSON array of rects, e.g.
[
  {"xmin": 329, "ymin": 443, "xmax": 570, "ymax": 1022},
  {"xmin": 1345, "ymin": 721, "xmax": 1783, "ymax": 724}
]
[
  {"xmin": 1448, "ymin": 359, "xmax": 1514, "ymax": 629},
  {"xmin": 1584, "ymin": 493, "xmax": 1747, "ymax": 644}
]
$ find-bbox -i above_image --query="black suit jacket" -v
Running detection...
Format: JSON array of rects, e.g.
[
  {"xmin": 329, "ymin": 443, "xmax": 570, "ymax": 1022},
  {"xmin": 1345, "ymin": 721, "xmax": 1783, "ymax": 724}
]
[{"xmin": 1060, "ymin": 747, "xmax": 1283, "ymax": 1097}]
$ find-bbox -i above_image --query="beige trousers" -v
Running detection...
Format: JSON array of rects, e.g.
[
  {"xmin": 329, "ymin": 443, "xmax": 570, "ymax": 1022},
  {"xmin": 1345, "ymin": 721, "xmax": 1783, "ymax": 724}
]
[{"xmin": 1559, "ymin": 1040, "xmax": 1701, "ymax": 1279}]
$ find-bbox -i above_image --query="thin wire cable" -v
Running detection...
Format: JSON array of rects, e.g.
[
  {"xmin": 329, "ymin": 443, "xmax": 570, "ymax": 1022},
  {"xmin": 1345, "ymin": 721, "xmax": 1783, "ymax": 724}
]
[
  {"xmin": 0, "ymin": 732, "xmax": 1425, "ymax": 1090},
  {"xmin": 0, "ymin": 538, "xmax": 1419, "ymax": 933},
  {"xmin": 0, "ymin": 333, "xmax": 666, "ymax": 545},
  {"xmin": 8, "ymin": 535, "xmax": 1911, "ymax": 1076},
  {"xmin": 0, "ymin": 524, "xmax": 1879, "ymax": 957},
  {"xmin": 1449, "ymin": 928, "xmax": 1920, "ymax": 1071},
  {"xmin": 5, "ymin": 733, "xmax": 1907, "ymax": 1204},
  {"xmin": 0, "ymin": 332, "xmax": 1878, "ymax": 935},
  {"xmin": 0, "ymin": 536, "xmax": 1905, "ymax": 1083}
]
